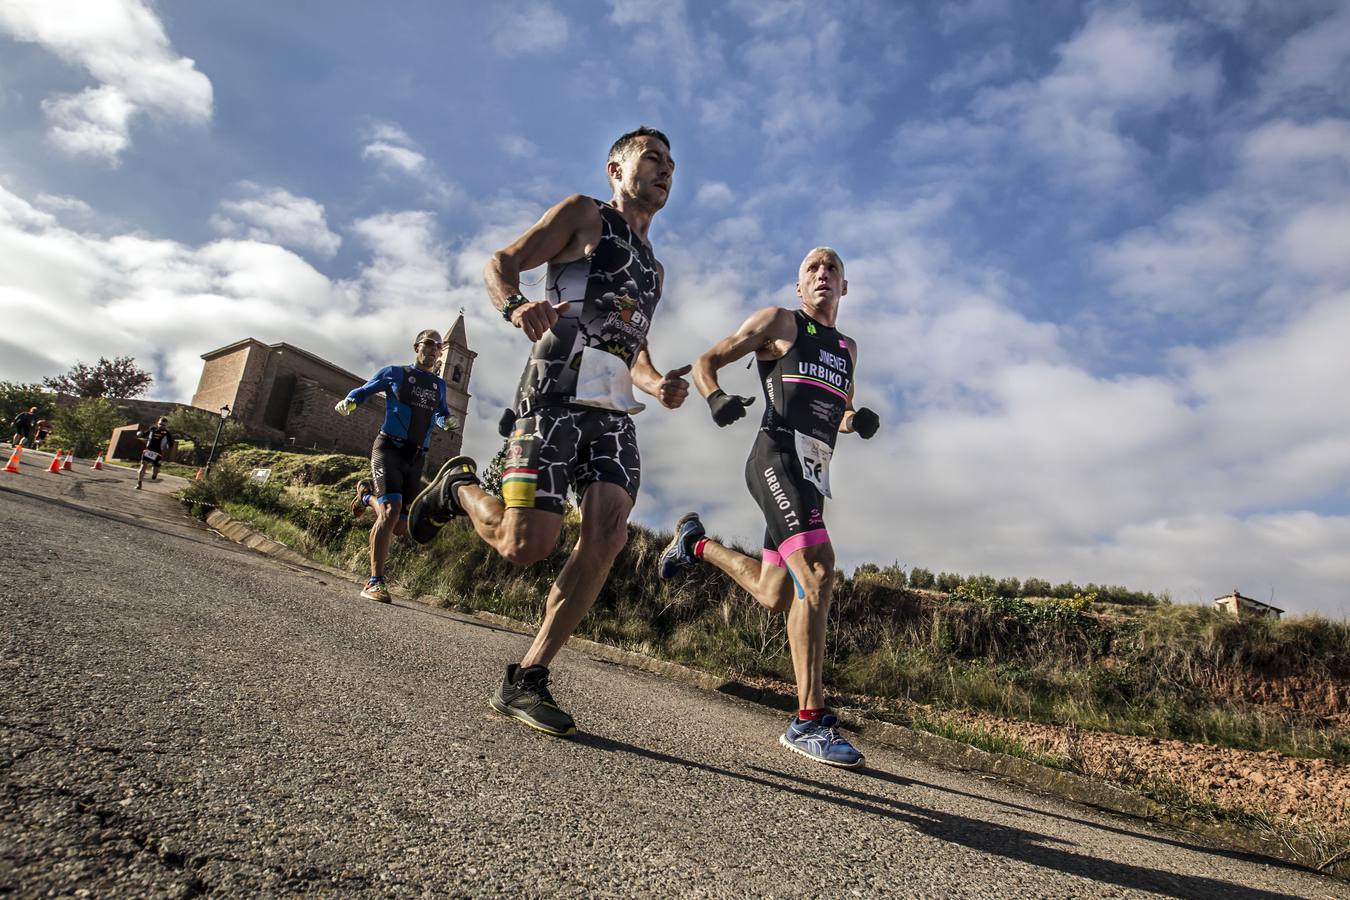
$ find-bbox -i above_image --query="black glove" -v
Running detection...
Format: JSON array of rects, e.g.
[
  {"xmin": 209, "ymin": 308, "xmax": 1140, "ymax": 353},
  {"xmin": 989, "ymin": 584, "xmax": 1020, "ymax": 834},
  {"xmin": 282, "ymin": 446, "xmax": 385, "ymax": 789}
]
[
  {"xmin": 707, "ymin": 389, "xmax": 754, "ymax": 427},
  {"xmin": 851, "ymin": 407, "xmax": 879, "ymax": 439},
  {"xmin": 497, "ymin": 408, "xmax": 518, "ymax": 438}
]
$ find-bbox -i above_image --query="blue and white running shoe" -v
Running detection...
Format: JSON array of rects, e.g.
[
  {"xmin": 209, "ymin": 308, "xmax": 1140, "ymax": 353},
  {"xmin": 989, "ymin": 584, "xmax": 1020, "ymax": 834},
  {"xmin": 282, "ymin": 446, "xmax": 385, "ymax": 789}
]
[
  {"xmin": 658, "ymin": 512, "xmax": 705, "ymax": 579},
  {"xmin": 779, "ymin": 714, "xmax": 865, "ymax": 768}
]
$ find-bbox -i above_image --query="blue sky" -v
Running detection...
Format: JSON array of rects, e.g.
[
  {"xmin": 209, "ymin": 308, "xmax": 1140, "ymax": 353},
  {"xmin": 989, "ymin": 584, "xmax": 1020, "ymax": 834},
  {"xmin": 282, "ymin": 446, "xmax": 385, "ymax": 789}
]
[{"xmin": 2, "ymin": 0, "xmax": 1348, "ymax": 616}]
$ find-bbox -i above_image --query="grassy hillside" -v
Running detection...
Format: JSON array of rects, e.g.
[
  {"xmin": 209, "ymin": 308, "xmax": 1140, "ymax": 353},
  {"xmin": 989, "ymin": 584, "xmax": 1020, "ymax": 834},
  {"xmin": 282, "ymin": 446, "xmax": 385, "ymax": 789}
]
[{"xmin": 182, "ymin": 448, "xmax": 1350, "ymax": 763}]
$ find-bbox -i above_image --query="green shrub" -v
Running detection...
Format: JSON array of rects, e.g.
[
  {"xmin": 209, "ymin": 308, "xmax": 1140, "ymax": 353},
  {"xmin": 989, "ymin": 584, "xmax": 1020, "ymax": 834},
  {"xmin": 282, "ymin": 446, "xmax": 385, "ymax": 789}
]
[{"xmin": 50, "ymin": 397, "xmax": 127, "ymax": 457}]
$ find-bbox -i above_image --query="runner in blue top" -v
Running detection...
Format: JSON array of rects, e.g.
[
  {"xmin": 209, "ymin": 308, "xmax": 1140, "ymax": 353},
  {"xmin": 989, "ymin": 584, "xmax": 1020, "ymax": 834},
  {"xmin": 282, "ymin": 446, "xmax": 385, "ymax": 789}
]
[{"xmin": 335, "ymin": 328, "xmax": 457, "ymax": 603}]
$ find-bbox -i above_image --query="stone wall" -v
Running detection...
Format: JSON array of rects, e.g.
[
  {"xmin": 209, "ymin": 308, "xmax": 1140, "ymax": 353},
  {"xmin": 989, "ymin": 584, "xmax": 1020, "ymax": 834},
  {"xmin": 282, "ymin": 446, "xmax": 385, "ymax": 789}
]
[
  {"xmin": 282, "ymin": 376, "xmax": 383, "ymax": 456},
  {"xmin": 232, "ymin": 345, "xmax": 274, "ymax": 428},
  {"xmin": 107, "ymin": 423, "xmax": 178, "ymax": 463}
]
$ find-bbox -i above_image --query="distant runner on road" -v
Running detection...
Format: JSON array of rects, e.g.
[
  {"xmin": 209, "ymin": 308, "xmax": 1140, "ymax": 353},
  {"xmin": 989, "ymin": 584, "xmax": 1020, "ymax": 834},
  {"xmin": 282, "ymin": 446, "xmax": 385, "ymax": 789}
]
[
  {"xmin": 10, "ymin": 407, "xmax": 37, "ymax": 448},
  {"xmin": 336, "ymin": 329, "xmax": 457, "ymax": 604},
  {"xmin": 31, "ymin": 419, "xmax": 52, "ymax": 450},
  {"xmin": 407, "ymin": 126, "xmax": 689, "ymax": 738},
  {"xmin": 658, "ymin": 247, "xmax": 880, "ymax": 768},
  {"xmin": 136, "ymin": 418, "xmax": 176, "ymax": 490}
]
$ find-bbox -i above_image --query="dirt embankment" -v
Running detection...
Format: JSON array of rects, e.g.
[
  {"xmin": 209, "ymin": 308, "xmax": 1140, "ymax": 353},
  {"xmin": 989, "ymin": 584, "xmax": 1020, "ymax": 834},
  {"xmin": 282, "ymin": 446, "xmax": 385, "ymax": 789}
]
[
  {"xmin": 956, "ymin": 710, "xmax": 1350, "ymax": 828},
  {"xmin": 1202, "ymin": 672, "xmax": 1350, "ymax": 721}
]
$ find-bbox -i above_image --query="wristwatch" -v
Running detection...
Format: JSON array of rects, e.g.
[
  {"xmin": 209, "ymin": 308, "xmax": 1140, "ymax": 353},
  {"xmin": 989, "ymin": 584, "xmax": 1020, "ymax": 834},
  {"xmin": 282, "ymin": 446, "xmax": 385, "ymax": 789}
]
[{"xmin": 501, "ymin": 293, "xmax": 530, "ymax": 322}]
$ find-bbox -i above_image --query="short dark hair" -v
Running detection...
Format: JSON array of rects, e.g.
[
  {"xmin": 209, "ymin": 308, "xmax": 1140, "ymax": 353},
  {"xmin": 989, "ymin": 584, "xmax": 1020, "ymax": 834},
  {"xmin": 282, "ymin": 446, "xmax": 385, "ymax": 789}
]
[
  {"xmin": 414, "ymin": 328, "xmax": 442, "ymax": 346},
  {"xmin": 608, "ymin": 126, "xmax": 671, "ymax": 168}
]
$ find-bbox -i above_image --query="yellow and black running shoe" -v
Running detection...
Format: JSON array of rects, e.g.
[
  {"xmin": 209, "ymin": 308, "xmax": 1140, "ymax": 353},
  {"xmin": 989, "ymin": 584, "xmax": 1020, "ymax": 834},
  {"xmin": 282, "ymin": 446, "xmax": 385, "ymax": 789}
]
[
  {"xmin": 407, "ymin": 455, "xmax": 478, "ymax": 545},
  {"xmin": 489, "ymin": 664, "xmax": 576, "ymax": 737}
]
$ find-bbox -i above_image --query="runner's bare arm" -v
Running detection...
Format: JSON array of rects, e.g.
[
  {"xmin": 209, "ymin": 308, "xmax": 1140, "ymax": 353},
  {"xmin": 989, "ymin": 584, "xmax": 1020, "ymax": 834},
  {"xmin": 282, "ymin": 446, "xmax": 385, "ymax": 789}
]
[
  {"xmin": 633, "ymin": 345, "xmax": 691, "ymax": 409},
  {"xmin": 838, "ymin": 337, "xmax": 879, "ymax": 439},
  {"xmin": 692, "ymin": 306, "xmax": 793, "ymax": 399},
  {"xmin": 840, "ymin": 336, "xmax": 859, "ymax": 433},
  {"xmin": 484, "ymin": 195, "xmax": 600, "ymax": 340}
]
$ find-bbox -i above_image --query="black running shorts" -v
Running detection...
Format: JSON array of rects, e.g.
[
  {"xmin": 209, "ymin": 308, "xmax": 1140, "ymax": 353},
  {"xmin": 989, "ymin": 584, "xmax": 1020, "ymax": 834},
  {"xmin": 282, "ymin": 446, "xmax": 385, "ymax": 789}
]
[
  {"xmin": 371, "ymin": 433, "xmax": 425, "ymax": 514},
  {"xmin": 500, "ymin": 406, "xmax": 640, "ymax": 515},
  {"xmin": 744, "ymin": 431, "xmax": 830, "ymax": 567}
]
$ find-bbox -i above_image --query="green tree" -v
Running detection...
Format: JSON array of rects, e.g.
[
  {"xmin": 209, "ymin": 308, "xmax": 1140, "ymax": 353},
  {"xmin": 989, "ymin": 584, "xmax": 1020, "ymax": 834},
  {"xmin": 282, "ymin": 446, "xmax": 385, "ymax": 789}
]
[
  {"xmin": 43, "ymin": 356, "xmax": 153, "ymax": 399},
  {"xmin": 935, "ymin": 571, "xmax": 962, "ymax": 593},
  {"xmin": 1, "ymin": 382, "xmax": 50, "ymax": 435},
  {"xmin": 50, "ymin": 398, "xmax": 127, "ymax": 457},
  {"xmin": 962, "ymin": 574, "xmax": 998, "ymax": 595},
  {"xmin": 166, "ymin": 407, "xmax": 249, "ymax": 465},
  {"xmin": 907, "ymin": 567, "xmax": 935, "ymax": 589},
  {"xmin": 1021, "ymin": 577, "xmax": 1052, "ymax": 597}
]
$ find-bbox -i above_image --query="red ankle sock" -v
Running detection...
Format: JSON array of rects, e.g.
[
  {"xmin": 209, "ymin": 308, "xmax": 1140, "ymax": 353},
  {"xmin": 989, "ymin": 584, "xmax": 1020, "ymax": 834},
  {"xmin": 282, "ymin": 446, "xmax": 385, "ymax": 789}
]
[
  {"xmin": 693, "ymin": 537, "xmax": 708, "ymax": 558},
  {"xmin": 798, "ymin": 708, "xmax": 826, "ymax": 722}
]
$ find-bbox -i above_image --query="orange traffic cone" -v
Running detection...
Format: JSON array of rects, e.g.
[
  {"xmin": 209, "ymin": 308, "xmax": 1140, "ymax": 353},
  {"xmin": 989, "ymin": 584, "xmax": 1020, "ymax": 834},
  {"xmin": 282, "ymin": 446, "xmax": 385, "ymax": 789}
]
[
  {"xmin": 3, "ymin": 446, "xmax": 20, "ymax": 473},
  {"xmin": 62, "ymin": 450, "xmax": 73, "ymax": 470},
  {"xmin": 47, "ymin": 450, "xmax": 63, "ymax": 473},
  {"xmin": 92, "ymin": 454, "xmax": 104, "ymax": 471},
  {"xmin": 194, "ymin": 467, "xmax": 204, "ymax": 481}
]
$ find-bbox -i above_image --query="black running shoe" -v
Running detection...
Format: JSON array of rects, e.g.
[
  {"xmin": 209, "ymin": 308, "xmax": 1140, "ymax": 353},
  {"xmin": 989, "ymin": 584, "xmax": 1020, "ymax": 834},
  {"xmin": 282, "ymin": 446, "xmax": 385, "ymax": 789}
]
[
  {"xmin": 350, "ymin": 479, "xmax": 375, "ymax": 518},
  {"xmin": 407, "ymin": 455, "xmax": 479, "ymax": 545},
  {"xmin": 489, "ymin": 664, "xmax": 576, "ymax": 737}
]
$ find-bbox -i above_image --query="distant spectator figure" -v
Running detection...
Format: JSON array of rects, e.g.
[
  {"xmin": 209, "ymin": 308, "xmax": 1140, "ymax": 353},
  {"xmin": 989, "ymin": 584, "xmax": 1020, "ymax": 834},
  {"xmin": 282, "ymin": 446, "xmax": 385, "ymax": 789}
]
[
  {"xmin": 136, "ymin": 417, "xmax": 175, "ymax": 490},
  {"xmin": 31, "ymin": 419, "xmax": 52, "ymax": 450},
  {"xmin": 10, "ymin": 407, "xmax": 37, "ymax": 447}
]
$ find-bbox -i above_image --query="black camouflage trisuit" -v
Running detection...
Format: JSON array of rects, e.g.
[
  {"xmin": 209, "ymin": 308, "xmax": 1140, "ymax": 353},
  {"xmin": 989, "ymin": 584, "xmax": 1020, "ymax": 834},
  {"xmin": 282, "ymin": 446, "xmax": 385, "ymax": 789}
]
[{"xmin": 502, "ymin": 199, "xmax": 661, "ymax": 514}]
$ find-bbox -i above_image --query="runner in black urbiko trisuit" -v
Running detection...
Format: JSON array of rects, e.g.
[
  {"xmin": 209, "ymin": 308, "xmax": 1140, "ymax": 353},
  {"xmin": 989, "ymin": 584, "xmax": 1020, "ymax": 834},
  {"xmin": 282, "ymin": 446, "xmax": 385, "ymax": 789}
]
[
  {"xmin": 407, "ymin": 127, "xmax": 690, "ymax": 738},
  {"xmin": 658, "ymin": 247, "xmax": 881, "ymax": 768},
  {"xmin": 136, "ymin": 417, "xmax": 175, "ymax": 490},
  {"xmin": 335, "ymin": 329, "xmax": 457, "ymax": 604}
]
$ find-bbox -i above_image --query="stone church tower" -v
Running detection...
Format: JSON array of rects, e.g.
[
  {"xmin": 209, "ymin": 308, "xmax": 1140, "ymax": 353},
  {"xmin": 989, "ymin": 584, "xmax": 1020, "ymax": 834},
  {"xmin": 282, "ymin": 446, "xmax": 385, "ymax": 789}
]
[{"xmin": 437, "ymin": 312, "xmax": 476, "ymax": 458}]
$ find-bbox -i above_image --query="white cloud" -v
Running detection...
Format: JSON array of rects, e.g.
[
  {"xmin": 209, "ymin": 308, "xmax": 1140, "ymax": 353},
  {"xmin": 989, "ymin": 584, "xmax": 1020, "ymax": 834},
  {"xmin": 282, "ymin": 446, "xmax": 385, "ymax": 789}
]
[
  {"xmin": 985, "ymin": 8, "xmax": 1217, "ymax": 185},
  {"xmin": 694, "ymin": 181, "xmax": 733, "ymax": 209},
  {"xmin": 1275, "ymin": 204, "xmax": 1350, "ymax": 276},
  {"xmin": 361, "ymin": 122, "xmax": 457, "ymax": 204},
  {"xmin": 930, "ymin": 44, "xmax": 1014, "ymax": 94},
  {"xmin": 1094, "ymin": 201, "xmax": 1256, "ymax": 314},
  {"xmin": 34, "ymin": 193, "xmax": 93, "ymax": 216},
  {"xmin": 362, "ymin": 141, "xmax": 429, "ymax": 176},
  {"xmin": 608, "ymin": 0, "xmax": 721, "ymax": 107},
  {"xmin": 491, "ymin": 1, "xmax": 569, "ymax": 53},
  {"xmin": 1094, "ymin": 116, "xmax": 1350, "ymax": 319},
  {"xmin": 0, "ymin": 0, "xmax": 213, "ymax": 163},
  {"xmin": 1255, "ymin": 2, "xmax": 1350, "ymax": 111},
  {"xmin": 210, "ymin": 183, "xmax": 341, "ymax": 259},
  {"xmin": 501, "ymin": 135, "xmax": 539, "ymax": 159},
  {"xmin": 906, "ymin": 7, "xmax": 1223, "ymax": 189},
  {"xmin": 1239, "ymin": 117, "xmax": 1350, "ymax": 173}
]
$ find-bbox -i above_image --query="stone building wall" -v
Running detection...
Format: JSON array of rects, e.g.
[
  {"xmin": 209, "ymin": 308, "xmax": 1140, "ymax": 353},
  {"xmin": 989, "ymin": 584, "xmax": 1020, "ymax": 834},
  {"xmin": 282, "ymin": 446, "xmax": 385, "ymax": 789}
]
[
  {"xmin": 283, "ymin": 376, "xmax": 384, "ymax": 456},
  {"xmin": 191, "ymin": 344, "xmax": 251, "ymax": 413}
]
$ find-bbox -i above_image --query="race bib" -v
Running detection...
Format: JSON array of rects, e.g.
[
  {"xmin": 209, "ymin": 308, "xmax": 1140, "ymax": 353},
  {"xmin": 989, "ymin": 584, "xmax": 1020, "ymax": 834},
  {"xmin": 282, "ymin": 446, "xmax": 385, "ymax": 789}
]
[
  {"xmin": 143, "ymin": 450, "xmax": 160, "ymax": 462},
  {"xmin": 572, "ymin": 345, "xmax": 645, "ymax": 414},
  {"xmin": 793, "ymin": 431, "xmax": 833, "ymax": 498}
]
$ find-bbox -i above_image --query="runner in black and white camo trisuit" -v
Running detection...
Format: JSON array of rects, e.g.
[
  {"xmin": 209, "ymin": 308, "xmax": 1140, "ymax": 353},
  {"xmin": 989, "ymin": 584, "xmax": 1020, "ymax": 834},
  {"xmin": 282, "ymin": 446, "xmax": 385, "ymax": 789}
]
[{"xmin": 407, "ymin": 127, "xmax": 691, "ymax": 737}]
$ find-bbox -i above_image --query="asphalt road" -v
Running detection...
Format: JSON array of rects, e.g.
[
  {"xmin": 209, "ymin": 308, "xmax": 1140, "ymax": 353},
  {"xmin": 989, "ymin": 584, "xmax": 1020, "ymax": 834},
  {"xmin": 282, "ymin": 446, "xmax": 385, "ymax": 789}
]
[{"xmin": 1, "ymin": 451, "xmax": 1342, "ymax": 898}]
